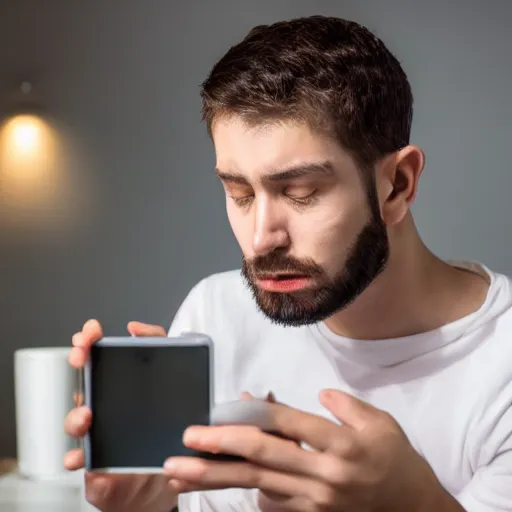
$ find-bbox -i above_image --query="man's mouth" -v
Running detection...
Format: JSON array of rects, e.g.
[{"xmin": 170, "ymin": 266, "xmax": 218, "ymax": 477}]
[
  {"xmin": 255, "ymin": 273, "xmax": 313, "ymax": 292},
  {"xmin": 258, "ymin": 273, "xmax": 306, "ymax": 279}
]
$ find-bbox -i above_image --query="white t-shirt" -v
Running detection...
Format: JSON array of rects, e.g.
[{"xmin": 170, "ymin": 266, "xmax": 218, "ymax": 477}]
[{"xmin": 169, "ymin": 261, "xmax": 512, "ymax": 512}]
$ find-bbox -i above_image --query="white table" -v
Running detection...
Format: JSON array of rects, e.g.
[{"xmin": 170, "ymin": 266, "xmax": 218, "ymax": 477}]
[{"xmin": 0, "ymin": 460, "xmax": 97, "ymax": 511}]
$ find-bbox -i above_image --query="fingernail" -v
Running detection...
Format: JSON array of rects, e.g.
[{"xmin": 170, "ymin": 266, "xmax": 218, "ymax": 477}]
[
  {"xmin": 321, "ymin": 389, "xmax": 334, "ymax": 401},
  {"xmin": 164, "ymin": 459, "xmax": 176, "ymax": 472},
  {"xmin": 183, "ymin": 429, "xmax": 199, "ymax": 445},
  {"xmin": 168, "ymin": 478, "xmax": 184, "ymax": 491}
]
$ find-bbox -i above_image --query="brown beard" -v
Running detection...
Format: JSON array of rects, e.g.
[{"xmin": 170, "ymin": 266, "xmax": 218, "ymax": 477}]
[{"xmin": 241, "ymin": 214, "xmax": 389, "ymax": 327}]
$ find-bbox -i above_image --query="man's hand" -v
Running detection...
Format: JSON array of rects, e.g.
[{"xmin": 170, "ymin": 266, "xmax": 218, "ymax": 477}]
[
  {"xmin": 64, "ymin": 319, "xmax": 177, "ymax": 512},
  {"xmin": 163, "ymin": 390, "xmax": 463, "ymax": 512}
]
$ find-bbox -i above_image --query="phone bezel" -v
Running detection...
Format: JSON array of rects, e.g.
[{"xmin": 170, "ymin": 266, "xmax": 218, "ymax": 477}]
[{"xmin": 83, "ymin": 333, "xmax": 214, "ymax": 473}]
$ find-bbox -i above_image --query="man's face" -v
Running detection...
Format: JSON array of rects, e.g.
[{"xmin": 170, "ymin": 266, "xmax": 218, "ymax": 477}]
[{"xmin": 212, "ymin": 118, "xmax": 389, "ymax": 326}]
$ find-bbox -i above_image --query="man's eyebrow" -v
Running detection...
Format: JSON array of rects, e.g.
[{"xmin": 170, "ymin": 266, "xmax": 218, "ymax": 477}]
[
  {"xmin": 215, "ymin": 161, "xmax": 335, "ymax": 185},
  {"xmin": 214, "ymin": 170, "xmax": 249, "ymax": 185}
]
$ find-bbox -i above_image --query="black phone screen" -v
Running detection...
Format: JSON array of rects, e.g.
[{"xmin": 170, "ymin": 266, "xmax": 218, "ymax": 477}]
[{"xmin": 87, "ymin": 343, "xmax": 211, "ymax": 469}]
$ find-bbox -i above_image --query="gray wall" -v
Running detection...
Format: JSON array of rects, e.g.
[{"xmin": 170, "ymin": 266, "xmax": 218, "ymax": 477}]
[{"xmin": 0, "ymin": 0, "xmax": 511, "ymax": 457}]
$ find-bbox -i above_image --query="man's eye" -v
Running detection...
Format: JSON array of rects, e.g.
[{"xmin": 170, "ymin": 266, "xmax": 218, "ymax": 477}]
[
  {"xmin": 227, "ymin": 189, "xmax": 317, "ymax": 208},
  {"xmin": 229, "ymin": 195, "xmax": 254, "ymax": 208},
  {"xmin": 286, "ymin": 189, "xmax": 317, "ymax": 206}
]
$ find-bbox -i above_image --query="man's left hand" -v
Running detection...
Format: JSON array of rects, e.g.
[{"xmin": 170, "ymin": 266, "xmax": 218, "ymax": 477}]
[{"xmin": 163, "ymin": 390, "xmax": 462, "ymax": 512}]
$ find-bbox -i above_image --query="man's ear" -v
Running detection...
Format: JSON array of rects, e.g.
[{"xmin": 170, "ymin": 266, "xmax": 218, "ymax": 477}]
[{"xmin": 376, "ymin": 145, "xmax": 425, "ymax": 226}]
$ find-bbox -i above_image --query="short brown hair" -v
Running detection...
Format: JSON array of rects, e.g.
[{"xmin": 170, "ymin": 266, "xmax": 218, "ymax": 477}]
[{"xmin": 200, "ymin": 15, "xmax": 413, "ymax": 168}]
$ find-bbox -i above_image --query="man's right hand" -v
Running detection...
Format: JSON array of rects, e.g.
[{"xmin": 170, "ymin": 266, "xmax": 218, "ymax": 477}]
[{"xmin": 64, "ymin": 319, "xmax": 178, "ymax": 512}]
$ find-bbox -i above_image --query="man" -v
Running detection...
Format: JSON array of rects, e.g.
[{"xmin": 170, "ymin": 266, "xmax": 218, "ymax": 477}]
[{"xmin": 64, "ymin": 15, "xmax": 512, "ymax": 512}]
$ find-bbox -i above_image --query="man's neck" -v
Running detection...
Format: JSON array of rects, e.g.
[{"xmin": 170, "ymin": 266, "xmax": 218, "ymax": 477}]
[{"xmin": 324, "ymin": 219, "xmax": 490, "ymax": 341}]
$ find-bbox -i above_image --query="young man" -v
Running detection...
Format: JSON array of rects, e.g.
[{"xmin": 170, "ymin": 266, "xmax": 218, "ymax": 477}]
[{"xmin": 65, "ymin": 15, "xmax": 512, "ymax": 512}]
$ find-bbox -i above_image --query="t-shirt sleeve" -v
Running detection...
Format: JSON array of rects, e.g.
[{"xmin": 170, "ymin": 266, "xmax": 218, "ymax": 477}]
[
  {"xmin": 167, "ymin": 277, "xmax": 209, "ymax": 337},
  {"xmin": 455, "ymin": 384, "xmax": 512, "ymax": 511}
]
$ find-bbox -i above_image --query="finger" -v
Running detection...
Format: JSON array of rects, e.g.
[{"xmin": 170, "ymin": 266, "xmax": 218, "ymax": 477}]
[
  {"xmin": 81, "ymin": 319, "xmax": 103, "ymax": 348},
  {"xmin": 183, "ymin": 425, "xmax": 322, "ymax": 477},
  {"xmin": 64, "ymin": 406, "xmax": 92, "ymax": 437},
  {"xmin": 258, "ymin": 492, "xmax": 311, "ymax": 512},
  {"xmin": 168, "ymin": 478, "xmax": 197, "ymax": 494},
  {"xmin": 319, "ymin": 389, "xmax": 380, "ymax": 431},
  {"xmin": 255, "ymin": 393, "xmax": 301, "ymax": 446},
  {"xmin": 126, "ymin": 321, "xmax": 167, "ymax": 337},
  {"xmin": 268, "ymin": 402, "xmax": 355, "ymax": 452},
  {"xmin": 72, "ymin": 332, "xmax": 85, "ymax": 348},
  {"xmin": 84, "ymin": 473, "xmax": 146, "ymax": 507},
  {"xmin": 84, "ymin": 473, "xmax": 115, "ymax": 508},
  {"xmin": 69, "ymin": 320, "xmax": 103, "ymax": 369},
  {"xmin": 240, "ymin": 392, "xmax": 253, "ymax": 400},
  {"xmin": 64, "ymin": 448, "xmax": 84, "ymax": 470},
  {"xmin": 68, "ymin": 347, "xmax": 87, "ymax": 368},
  {"xmin": 164, "ymin": 457, "xmax": 315, "ymax": 498}
]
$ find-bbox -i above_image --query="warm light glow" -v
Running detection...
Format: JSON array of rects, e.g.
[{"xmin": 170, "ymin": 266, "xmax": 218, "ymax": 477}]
[
  {"xmin": 0, "ymin": 114, "xmax": 95, "ymax": 233},
  {"xmin": 0, "ymin": 114, "xmax": 58, "ymax": 182},
  {"xmin": 0, "ymin": 114, "xmax": 63, "ymax": 226},
  {"xmin": 12, "ymin": 120, "xmax": 40, "ymax": 153}
]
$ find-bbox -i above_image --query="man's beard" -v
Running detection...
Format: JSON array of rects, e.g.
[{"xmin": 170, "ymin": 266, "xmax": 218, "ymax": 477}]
[{"xmin": 241, "ymin": 209, "xmax": 389, "ymax": 327}]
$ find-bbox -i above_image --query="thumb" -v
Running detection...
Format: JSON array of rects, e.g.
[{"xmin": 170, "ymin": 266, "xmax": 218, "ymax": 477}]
[
  {"xmin": 319, "ymin": 389, "xmax": 379, "ymax": 431},
  {"xmin": 126, "ymin": 321, "xmax": 167, "ymax": 337}
]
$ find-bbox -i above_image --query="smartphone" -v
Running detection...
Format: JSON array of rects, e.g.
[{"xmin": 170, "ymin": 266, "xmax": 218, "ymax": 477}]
[{"xmin": 83, "ymin": 333, "xmax": 214, "ymax": 473}]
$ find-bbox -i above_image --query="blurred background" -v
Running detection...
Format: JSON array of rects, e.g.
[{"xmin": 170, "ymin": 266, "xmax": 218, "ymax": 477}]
[{"xmin": 0, "ymin": 0, "xmax": 511, "ymax": 458}]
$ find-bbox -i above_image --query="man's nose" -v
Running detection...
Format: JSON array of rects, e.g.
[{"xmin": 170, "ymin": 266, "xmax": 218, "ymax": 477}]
[{"xmin": 252, "ymin": 196, "xmax": 289, "ymax": 256}]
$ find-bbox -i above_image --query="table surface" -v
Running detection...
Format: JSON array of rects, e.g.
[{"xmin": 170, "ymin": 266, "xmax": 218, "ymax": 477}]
[{"xmin": 0, "ymin": 459, "xmax": 97, "ymax": 511}]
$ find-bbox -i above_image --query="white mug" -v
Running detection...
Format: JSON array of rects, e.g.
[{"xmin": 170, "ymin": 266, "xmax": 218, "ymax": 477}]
[{"xmin": 14, "ymin": 347, "xmax": 76, "ymax": 480}]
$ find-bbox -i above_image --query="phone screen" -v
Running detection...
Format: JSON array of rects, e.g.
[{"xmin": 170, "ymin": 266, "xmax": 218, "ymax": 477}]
[{"xmin": 86, "ymin": 342, "xmax": 211, "ymax": 470}]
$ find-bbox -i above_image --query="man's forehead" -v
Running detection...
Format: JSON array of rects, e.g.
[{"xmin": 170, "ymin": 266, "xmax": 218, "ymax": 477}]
[{"xmin": 212, "ymin": 118, "xmax": 352, "ymax": 180}]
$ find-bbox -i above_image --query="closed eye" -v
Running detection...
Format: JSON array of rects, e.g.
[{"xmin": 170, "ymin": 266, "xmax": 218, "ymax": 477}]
[
  {"xmin": 286, "ymin": 189, "xmax": 318, "ymax": 206},
  {"xmin": 228, "ymin": 194, "xmax": 254, "ymax": 208},
  {"xmin": 228, "ymin": 190, "xmax": 318, "ymax": 209}
]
